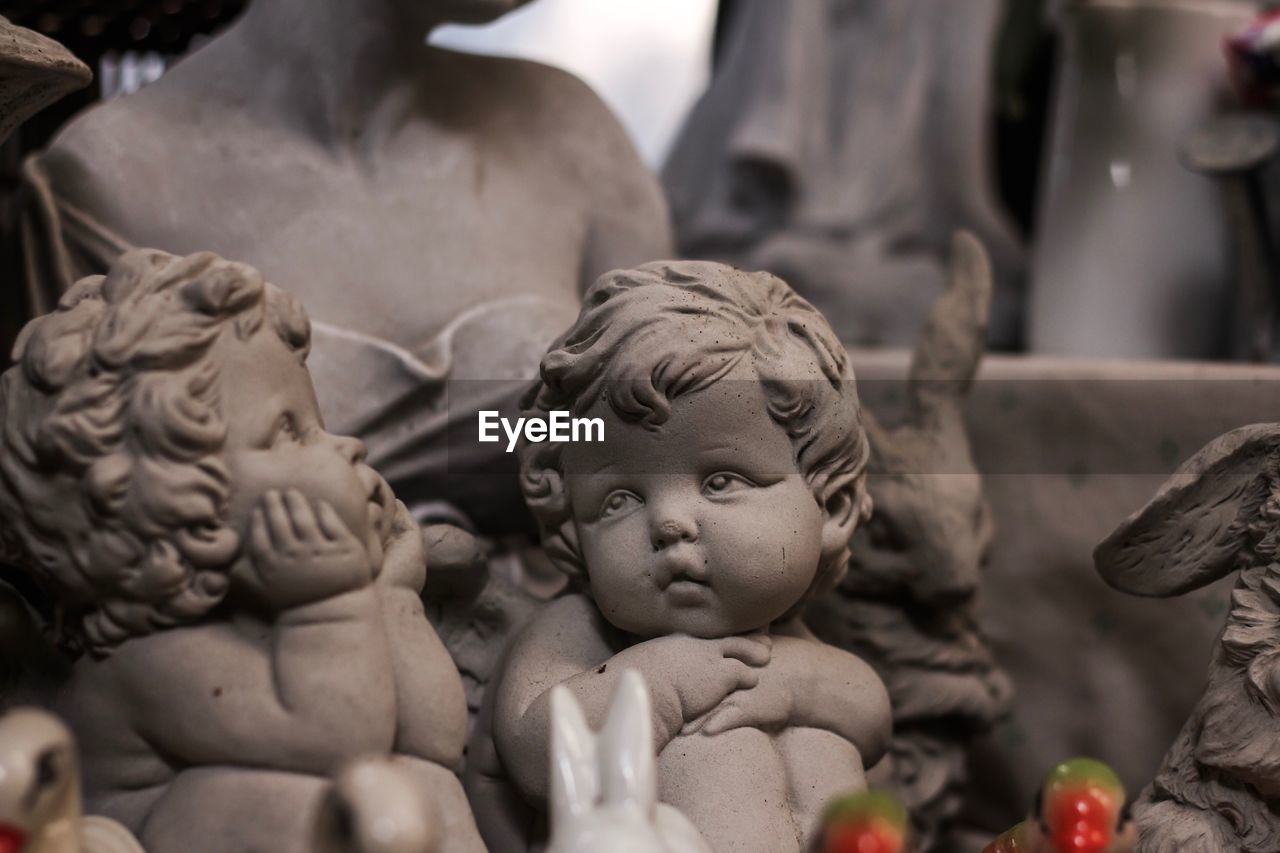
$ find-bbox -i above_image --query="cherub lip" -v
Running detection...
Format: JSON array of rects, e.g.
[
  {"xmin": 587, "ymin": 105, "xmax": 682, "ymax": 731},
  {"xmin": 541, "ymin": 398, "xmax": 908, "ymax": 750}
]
[
  {"xmin": 655, "ymin": 550, "xmax": 708, "ymax": 589},
  {"xmin": 360, "ymin": 467, "xmax": 393, "ymax": 514},
  {"xmin": 666, "ymin": 579, "xmax": 712, "ymax": 606}
]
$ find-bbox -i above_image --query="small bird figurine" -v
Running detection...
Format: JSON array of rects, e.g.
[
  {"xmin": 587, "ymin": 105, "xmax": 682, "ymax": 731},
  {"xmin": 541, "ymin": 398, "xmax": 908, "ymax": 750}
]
[
  {"xmin": 311, "ymin": 757, "xmax": 441, "ymax": 853},
  {"xmin": 0, "ymin": 16, "xmax": 91, "ymax": 145},
  {"xmin": 0, "ymin": 708, "xmax": 142, "ymax": 853},
  {"xmin": 818, "ymin": 790, "xmax": 909, "ymax": 853},
  {"xmin": 984, "ymin": 758, "xmax": 1135, "ymax": 853}
]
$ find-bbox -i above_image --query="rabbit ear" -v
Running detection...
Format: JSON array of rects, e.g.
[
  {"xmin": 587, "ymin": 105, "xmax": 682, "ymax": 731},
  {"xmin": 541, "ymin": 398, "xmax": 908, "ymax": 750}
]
[
  {"xmin": 905, "ymin": 231, "xmax": 992, "ymax": 432},
  {"xmin": 599, "ymin": 670, "xmax": 657, "ymax": 814},
  {"xmin": 1095, "ymin": 423, "xmax": 1280, "ymax": 596},
  {"xmin": 549, "ymin": 685, "xmax": 599, "ymax": 828}
]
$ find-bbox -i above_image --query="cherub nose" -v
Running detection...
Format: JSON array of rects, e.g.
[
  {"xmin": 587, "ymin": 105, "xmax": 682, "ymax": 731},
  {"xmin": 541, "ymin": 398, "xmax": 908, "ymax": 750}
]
[
  {"xmin": 651, "ymin": 517, "xmax": 697, "ymax": 550},
  {"xmin": 333, "ymin": 434, "xmax": 368, "ymax": 464}
]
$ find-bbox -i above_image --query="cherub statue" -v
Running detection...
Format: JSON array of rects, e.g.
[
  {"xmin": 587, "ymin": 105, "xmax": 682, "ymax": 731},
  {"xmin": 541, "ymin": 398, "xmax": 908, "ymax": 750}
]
[
  {"xmin": 1095, "ymin": 422, "xmax": 1280, "ymax": 852},
  {"xmin": 468, "ymin": 261, "xmax": 892, "ymax": 853},
  {"xmin": 0, "ymin": 250, "xmax": 483, "ymax": 853}
]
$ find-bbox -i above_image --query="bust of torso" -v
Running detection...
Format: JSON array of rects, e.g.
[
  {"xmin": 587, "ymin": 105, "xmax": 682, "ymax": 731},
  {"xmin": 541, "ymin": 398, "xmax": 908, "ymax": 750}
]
[
  {"xmin": 36, "ymin": 44, "xmax": 668, "ymax": 349},
  {"xmin": 22, "ymin": 7, "xmax": 671, "ymax": 523}
]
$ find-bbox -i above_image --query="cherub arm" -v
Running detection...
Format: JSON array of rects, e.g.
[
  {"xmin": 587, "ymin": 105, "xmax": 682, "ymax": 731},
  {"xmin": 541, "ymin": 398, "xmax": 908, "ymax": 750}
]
[
  {"xmin": 492, "ymin": 595, "xmax": 769, "ymax": 807},
  {"xmin": 109, "ymin": 589, "xmax": 396, "ymax": 776},
  {"xmin": 108, "ymin": 494, "xmax": 398, "ymax": 775},
  {"xmin": 493, "ymin": 595, "xmax": 653, "ymax": 808},
  {"xmin": 698, "ymin": 634, "xmax": 892, "ymax": 767}
]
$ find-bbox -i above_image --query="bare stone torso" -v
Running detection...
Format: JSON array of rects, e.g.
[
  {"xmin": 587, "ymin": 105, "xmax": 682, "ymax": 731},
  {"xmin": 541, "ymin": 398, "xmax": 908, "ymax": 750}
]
[
  {"xmin": 26, "ymin": 42, "xmax": 670, "ymax": 524},
  {"xmin": 36, "ymin": 45, "xmax": 669, "ymax": 351}
]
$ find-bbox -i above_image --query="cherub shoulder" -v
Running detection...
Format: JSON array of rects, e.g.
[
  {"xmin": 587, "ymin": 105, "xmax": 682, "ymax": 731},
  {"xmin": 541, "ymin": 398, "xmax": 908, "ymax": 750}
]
[{"xmin": 510, "ymin": 593, "xmax": 611, "ymax": 655}]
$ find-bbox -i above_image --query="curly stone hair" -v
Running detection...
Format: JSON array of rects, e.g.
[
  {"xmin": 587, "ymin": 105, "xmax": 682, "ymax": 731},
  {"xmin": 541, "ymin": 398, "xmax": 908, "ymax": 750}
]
[
  {"xmin": 0, "ymin": 249, "xmax": 310, "ymax": 655},
  {"xmin": 520, "ymin": 260, "xmax": 872, "ymax": 597}
]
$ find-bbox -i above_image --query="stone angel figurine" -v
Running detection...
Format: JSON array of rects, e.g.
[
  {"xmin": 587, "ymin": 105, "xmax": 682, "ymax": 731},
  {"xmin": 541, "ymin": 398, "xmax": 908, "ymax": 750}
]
[
  {"xmin": 1095, "ymin": 422, "xmax": 1280, "ymax": 852},
  {"xmin": 0, "ymin": 250, "xmax": 484, "ymax": 853}
]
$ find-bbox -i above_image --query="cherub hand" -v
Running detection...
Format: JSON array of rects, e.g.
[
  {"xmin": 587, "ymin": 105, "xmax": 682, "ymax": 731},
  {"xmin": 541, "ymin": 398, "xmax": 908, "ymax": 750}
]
[
  {"xmin": 683, "ymin": 667, "xmax": 793, "ymax": 736},
  {"xmin": 626, "ymin": 634, "xmax": 770, "ymax": 726},
  {"xmin": 245, "ymin": 489, "xmax": 374, "ymax": 611}
]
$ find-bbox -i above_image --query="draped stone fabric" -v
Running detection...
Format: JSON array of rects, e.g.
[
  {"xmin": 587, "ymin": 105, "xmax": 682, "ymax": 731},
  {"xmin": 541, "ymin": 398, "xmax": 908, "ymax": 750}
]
[
  {"xmin": 664, "ymin": 0, "xmax": 1026, "ymax": 349},
  {"xmin": 15, "ymin": 154, "xmax": 565, "ymax": 530}
]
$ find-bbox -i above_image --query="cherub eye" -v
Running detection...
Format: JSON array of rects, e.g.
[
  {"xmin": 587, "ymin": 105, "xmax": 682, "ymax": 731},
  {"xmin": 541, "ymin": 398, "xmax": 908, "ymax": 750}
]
[
  {"xmin": 703, "ymin": 472, "xmax": 755, "ymax": 496},
  {"xmin": 600, "ymin": 490, "xmax": 642, "ymax": 519},
  {"xmin": 270, "ymin": 414, "xmax": 301, "ymax": 446}
]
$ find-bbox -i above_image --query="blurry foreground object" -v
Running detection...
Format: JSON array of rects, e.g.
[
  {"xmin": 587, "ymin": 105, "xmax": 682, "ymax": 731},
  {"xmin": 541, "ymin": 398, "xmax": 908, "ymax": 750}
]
[
  {"xmin": 817, "ymin": 790, "xmax": 909, "ymax": 853},
  {"xmin": 984, "ymin": 758, "xmax": 1134, "ymax": 853},
  {"xmin": 0, "ymin": 708, "xmax": 142, "ymax": 853},
  {"xmin": 546, "ymin": 670, "xmax": 710, "ymax": 853},
  {"xmin": 663, "ymin": 0, "xmax": 1025, "ymax": 348},
  {"xmin": 312, "ymin": 758, "xmax": 441, "ymax": 853},
  {"xmin": 1028, "ymin": 0, "xmax": 1253, "ymax": 359},
  {"xmin": 0, "ymin": 15, "xmax": 90, "ymax": 145}
]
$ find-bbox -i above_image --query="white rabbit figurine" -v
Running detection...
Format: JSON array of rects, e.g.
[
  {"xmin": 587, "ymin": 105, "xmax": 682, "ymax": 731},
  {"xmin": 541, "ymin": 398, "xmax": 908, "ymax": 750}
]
[{"xmin": 546, "ymin": 670, "xmax": 711, "ymax": 853}]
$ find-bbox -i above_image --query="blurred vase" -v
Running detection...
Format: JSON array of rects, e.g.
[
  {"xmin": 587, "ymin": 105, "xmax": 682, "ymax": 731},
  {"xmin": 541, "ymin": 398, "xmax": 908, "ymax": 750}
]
[{"xmin": 1029, "ymin": 0, "xmax": 1253, "ymax": 359}]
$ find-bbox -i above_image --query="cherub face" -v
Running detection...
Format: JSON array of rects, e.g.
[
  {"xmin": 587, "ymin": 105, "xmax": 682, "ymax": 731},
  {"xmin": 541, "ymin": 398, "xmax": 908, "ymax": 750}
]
[
  {"xmin": 561, "ymin": 368, "xmax": 826, "ymax": 639},
  {"xmin": 218, "ymin": 322, "xmax": 394, "ymax": 573}
]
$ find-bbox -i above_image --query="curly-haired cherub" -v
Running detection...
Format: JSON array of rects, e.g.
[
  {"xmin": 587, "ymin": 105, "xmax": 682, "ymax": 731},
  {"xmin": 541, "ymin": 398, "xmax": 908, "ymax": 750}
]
[
  {"xmin": 470, "ymin": 261, "xmax": 892, "ymax": 853},
  {"xmin": 0, "ymin": 250, "xmax": 484, "ymax": 853}
]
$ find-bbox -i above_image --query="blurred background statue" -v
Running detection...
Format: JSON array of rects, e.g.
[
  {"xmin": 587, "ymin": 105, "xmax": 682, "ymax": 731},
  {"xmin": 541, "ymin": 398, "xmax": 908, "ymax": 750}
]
[
  {"xmin": 662, "ymin": 0, "xmax": 1026, "ymax": 349},
  {"xmin": 1028, "ymin": 0, "xmax": 1254, "ymax": 360}
]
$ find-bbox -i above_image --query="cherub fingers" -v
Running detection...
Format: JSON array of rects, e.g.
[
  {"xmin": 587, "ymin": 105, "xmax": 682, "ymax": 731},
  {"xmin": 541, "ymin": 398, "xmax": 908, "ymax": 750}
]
[
  {"xmin": 246, "ymin": 489, "xmax": 374, "ymax": 610},
  {"xmin": 679, "ymin": 634, "xmax": 772, "ymax": 734}
]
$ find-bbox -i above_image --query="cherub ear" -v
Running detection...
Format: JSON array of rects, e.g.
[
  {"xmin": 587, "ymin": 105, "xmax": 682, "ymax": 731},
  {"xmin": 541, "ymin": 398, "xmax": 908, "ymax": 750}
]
[
  {"xmin": 821, "ymin": 477, "xmax": 867, "ymax": 562},
  {"xmin": 599, "ymin": 670, "xmax": 657, "ymax": 815},
  {"xmin": 1095, "ymin": 423, "xmax": 1280, "ymax": 596},
  {"xmin": 549, "ymin": 685, "xmax": 599, "ymax": 828}
]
